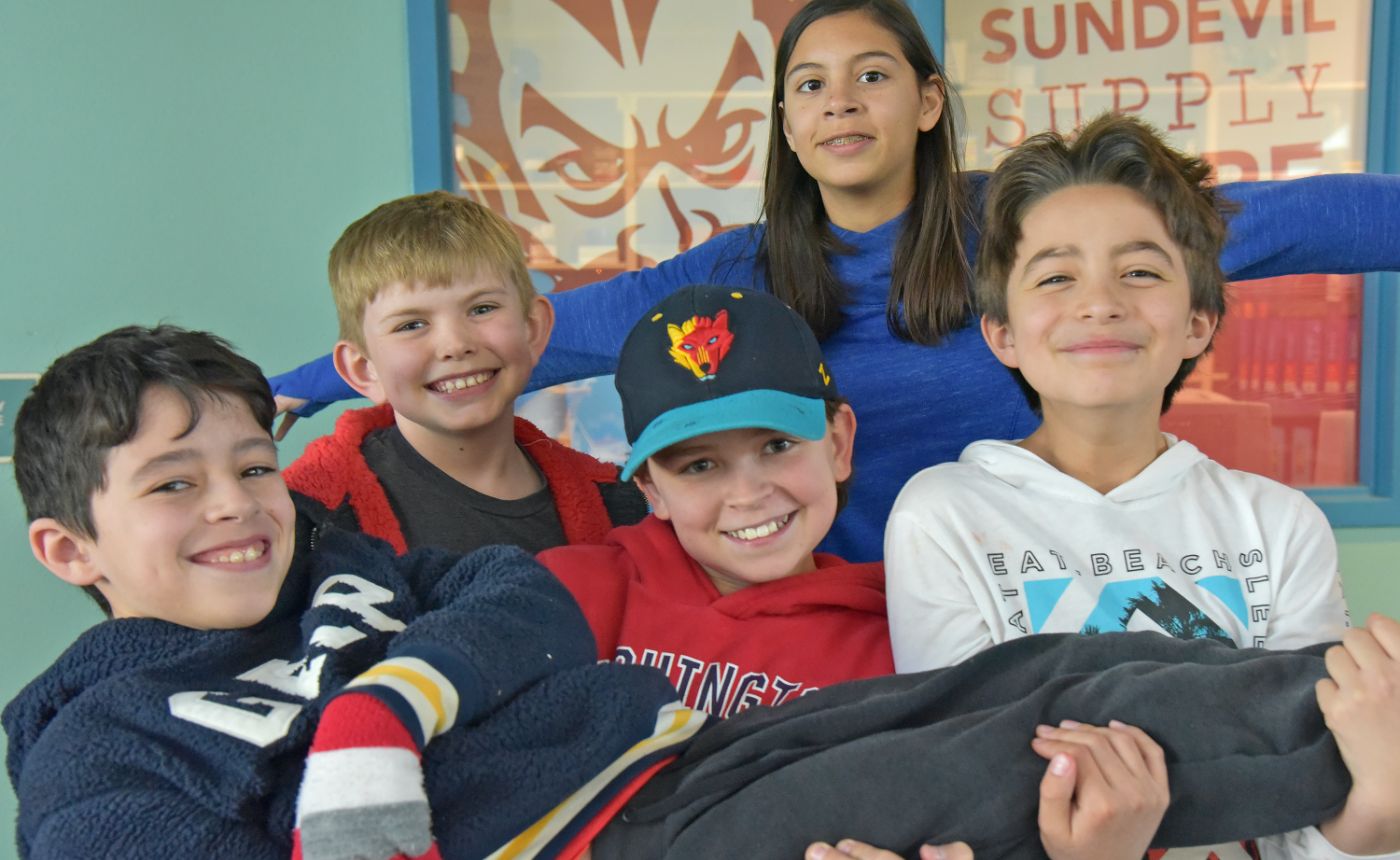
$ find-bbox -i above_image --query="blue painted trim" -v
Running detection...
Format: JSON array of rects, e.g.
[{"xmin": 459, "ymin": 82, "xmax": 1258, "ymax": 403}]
[
  {"xmin": 1312, "ymin": 279, "xmax": 1400, "ymax": 526},
  {"xmin": 1368, "ymin": 0, "xmax": 1399, "ymax": 175},
  {"xmin": 1334, "ymin": 275, "xmax": 1400, "ymax": 527},
  {"xmin": 907, "ymin": 0, "xmax": 944, "ymax": 58},
  {"xmin": 1316, "ymin": 2, "xmax": 1400, "ymax": 526},
  {"xmin": 405, "ymin": 0, "xmax": 453, "ymax": 193}
]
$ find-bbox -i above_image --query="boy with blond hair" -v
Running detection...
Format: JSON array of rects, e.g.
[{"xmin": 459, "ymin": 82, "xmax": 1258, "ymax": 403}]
[{"xmin": 287, "ymin": 191, "xmax": 645, "ymax": 555}]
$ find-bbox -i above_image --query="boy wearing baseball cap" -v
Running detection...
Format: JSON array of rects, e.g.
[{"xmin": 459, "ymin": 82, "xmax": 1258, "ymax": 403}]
[
  {"xmin": 539, "ymin": 287, "xmax": 1399, "ymax": 859},
  {"xmin": 539, "ymin": 284, "xmax": 892, "ymax": 716}
]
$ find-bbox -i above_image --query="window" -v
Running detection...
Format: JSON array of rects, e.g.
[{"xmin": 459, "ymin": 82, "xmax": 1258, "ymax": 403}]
[{"xmin": 936, "ymin": 0, "xmax": 1399, "ymax": 524}]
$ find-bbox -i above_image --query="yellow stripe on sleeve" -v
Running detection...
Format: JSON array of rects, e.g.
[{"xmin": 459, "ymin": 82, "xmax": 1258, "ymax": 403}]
[
  {"xmin": 348, "ymin": 657, "xmax": 460, "ymax": 738},
  {"xmin": 486, "ymin": 702, "xmax": 706, "ymax": 860}
]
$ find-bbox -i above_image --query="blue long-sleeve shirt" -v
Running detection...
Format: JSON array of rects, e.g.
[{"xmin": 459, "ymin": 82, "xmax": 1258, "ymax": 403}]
[{"xmin": 272, "ymin": 172, "xmax": 1400, "ymax": 561}]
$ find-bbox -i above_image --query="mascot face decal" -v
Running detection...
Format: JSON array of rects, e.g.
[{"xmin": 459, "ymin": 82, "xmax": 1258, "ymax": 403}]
[
  {"xmin": 668, "ymin": 310, "xmax": 734, "ymax": 380},
  {"xmin": 449, "ymin": 0, "xmax": 799, "ymax": 291}
]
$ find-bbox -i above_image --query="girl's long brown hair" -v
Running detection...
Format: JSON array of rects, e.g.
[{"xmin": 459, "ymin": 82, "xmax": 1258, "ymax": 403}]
[{"xmin": 759, "ymin": 0, "xmax": 971, "ymax": 343}]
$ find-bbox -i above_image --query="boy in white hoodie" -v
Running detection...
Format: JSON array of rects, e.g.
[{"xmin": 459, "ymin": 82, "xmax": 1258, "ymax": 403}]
[{"xmin": 885, "ymin": 114, "xmax": 1366, "ymax": 859}]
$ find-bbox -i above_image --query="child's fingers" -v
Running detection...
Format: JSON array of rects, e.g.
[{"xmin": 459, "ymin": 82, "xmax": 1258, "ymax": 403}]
[
  {"xmin": 1106, "ymin": 720, "xmax": 1169, "ymax": 786},
  {"xmin": 1316, "ymin": 676, "xmax": 1340, "ymax": 715},
  {"xmin": 1344, "ymin": 626, "xmax": 1390, "ymax": 670},
  {"xmin": 1039, "ymin": 736, "xmax": 1112, "ymax": 799},
  {"xmin": 273, "ymin": 411, "xmax": 300, "ymax": 442},
  {"xmin": 1033, "ymin": 724, "xmax": 1140, "ymax": 793},
  {"xmin": 1092, "ymin": 724, "xmax": 1157, "ymax": 788},
  {"xmin": 806, "ymin": 839, "xmax": 905, "ymax": 860},
  {"xmin": 1365, "ymin": 613, "xmax": 1400, "ymax": 659},
  {"xmin": 920, "ymin": 842, "xmax": 974, "ymax": 860},
  {"xmin": 1036, "ymin": 751, "xmax": 1077, "ymax": 845},
  {"xmin": 1031, "ymin": 724, "xmax": 1104, "ymax": 764},
  {"xmin": 1034, "ymin": 722, "xmax": 1170, "ymax": 824},
  {"xmin": 273, "ymin": 393, "xmax": 308, "ymax": 415},
  {"xmin": 1327, "ymin": 640, "xmax": 1364, "ymax": 691}
]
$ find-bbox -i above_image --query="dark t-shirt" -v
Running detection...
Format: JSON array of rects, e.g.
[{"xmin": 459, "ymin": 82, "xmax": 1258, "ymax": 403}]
[{"xmin": 362, "ymin": 425, "xmax": 570, "ymax": 555}]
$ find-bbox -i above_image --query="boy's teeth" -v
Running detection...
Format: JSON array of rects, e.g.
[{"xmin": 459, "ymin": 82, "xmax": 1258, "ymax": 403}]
[
  {"xmin": 206, "ymin": 543, "xmax": 263, "ymax": 564},
  {"xmin": 726, "ymin": 514, "xmax": 792, "ymax": 542},
  {"xmin": 434, "ymin": 371, "xmax": 492, "ymax": 392}
]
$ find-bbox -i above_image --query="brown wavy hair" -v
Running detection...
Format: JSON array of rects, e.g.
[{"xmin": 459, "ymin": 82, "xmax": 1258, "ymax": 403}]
[{"xmin": 975, "ymin": 112, "xmax": 1234, "ymax": 413}]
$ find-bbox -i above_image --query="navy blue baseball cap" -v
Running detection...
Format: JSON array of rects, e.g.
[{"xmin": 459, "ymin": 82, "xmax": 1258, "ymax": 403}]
[{"xmin": 616, "ymin": 285, "xmax": 839, "ymax": 480}]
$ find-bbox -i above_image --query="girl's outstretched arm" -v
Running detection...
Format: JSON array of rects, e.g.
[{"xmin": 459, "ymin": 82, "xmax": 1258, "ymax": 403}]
[
  {"xmin": 1218, "ymin": 173, "xmax": 1400, "ymax": 280},
  {"xmin": 527, "ymin": 225, "xmax": 762, "ymax": 391},
  {"xmin": 265, "ymin": 225, "xmax": 764, "ymax": 415}
]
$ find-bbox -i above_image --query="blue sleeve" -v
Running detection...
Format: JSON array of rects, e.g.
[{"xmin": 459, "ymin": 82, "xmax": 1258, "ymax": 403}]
[
  {"xmin": 528, "ymin": 226, "xmax": 764, "ymax": 390},
  {"xmin": 267, "ymin": 353, "xmax": 360, "ymax": 417},
  {"xmin": 1216, "ymin": 173, "xmax": 1400, "ymax": 280},
  {"xmin": 381, "ymin": 543, "xmax": 598, "ymax": 729}
]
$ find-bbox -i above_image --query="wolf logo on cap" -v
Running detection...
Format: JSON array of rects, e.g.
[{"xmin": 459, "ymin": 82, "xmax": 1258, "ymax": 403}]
[{"xmin": 668, "ymin": 311, "xmax": 734, "ymax": 380}]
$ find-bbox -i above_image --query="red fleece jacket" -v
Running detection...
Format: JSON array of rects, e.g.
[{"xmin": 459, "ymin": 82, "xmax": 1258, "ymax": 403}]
[{"xmin": 286, "ymin": 404, "xmax": 630, "ymax": 554}]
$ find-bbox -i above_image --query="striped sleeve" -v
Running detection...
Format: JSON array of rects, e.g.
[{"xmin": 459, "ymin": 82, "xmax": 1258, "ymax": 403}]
[
  {"xmin": 341, "ymin": 643, "xmax": 480, "ymax": 748},
  {"xmin": 294, "ymin": 693, "xmax": 440, "ymax": 860},
  {"xmin": 485, "ymin": 701, "xmax": 707, "ymax": 860}
]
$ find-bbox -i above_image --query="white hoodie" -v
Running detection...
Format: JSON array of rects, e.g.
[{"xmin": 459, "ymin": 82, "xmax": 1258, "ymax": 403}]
[
  {"xmin": 886, "ymin": 436, "xmax": 1346, "ymax": 671},
  {"xmin": 885, "ymin": 436, "xmax": 1366, "ymax": 860}
]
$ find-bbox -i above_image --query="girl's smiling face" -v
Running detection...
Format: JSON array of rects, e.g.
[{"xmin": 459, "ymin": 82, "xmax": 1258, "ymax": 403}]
[{"xmin": 779, "ymin": 10, "xmax": 943, "ymax": 229}]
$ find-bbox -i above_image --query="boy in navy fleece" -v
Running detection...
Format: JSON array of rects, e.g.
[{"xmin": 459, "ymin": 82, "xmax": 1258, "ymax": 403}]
[{"xmin": 4, "ymin": 325, "xmax": 698, "ymax": 860}]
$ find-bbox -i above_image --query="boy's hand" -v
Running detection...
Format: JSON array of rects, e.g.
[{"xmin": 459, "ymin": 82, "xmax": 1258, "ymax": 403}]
[
  {"xmin": 293, "ymin": 692, "xmax": 441, "ymax": 860},
  {"xmin": 1031, "ymin": 720, "xmax": 1169, "ymax": 860},
  {"xmin": 272, "ymin": 395, "xmax": 307, "ymax": 440},
  {"xmin": 1316, "ymin": 613, "xmax": 1400, "ymax": 855},
  {"xmin": 805, "ymin": 839, "xmax": 973, "ymax": 860}
]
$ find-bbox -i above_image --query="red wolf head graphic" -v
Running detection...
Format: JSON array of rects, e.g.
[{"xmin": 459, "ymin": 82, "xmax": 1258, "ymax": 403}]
[{"xmin": 668, "ymin": 310, "xmax": 734, "ymax": 380}]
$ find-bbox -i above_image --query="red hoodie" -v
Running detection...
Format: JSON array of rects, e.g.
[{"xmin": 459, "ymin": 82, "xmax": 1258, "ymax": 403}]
[
  {"xmin": 285, "ymin": 404, "xmax": 643, "ymax": 553},
  {"xmin": 539, "ymin": 516, "xmax": 893, "ymax": 719}
]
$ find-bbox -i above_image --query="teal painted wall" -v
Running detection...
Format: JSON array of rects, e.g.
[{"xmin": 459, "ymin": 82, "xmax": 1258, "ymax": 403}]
[
  {"xmin": 1337, "ymin": 528, "xmax": 1400, "ymax": 622},
  {"xmin": 0, "ymin": 2, "xmax": 1396, "ymax": 856},
  {"xmin": 0, "ymin": 1, "xmax": 415, "ymax": 851}
]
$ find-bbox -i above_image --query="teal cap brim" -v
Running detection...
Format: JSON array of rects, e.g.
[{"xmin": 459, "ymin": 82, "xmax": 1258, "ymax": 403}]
[{"xmin": 621, "ymin": 389, "xmax": 827, "ymax": 481}]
